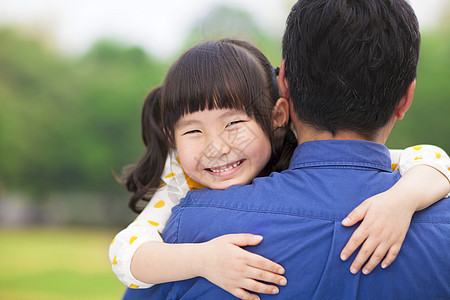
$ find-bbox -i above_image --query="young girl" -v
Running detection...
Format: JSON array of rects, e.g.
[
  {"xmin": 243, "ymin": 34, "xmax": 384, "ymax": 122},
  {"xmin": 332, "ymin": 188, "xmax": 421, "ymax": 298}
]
[{"xmin": 110, "ymin": 39, "xmax": 450, "ymax": 299}]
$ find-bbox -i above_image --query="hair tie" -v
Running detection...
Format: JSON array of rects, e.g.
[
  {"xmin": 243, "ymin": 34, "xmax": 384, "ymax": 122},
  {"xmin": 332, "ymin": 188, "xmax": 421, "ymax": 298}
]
[{"xmin": 271, "ymin": 67, "xmax": 280, "ymax": 97}]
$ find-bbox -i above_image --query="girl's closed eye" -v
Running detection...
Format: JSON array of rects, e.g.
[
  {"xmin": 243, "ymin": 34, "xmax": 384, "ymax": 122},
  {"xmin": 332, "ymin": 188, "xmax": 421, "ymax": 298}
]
[
  {"xmin": 183, "ymin": 129, "xmax": 202, "ymax": 135},
  {"xmin": 226, "ymin": 120, "xmax": 246, "ymax": 128}
]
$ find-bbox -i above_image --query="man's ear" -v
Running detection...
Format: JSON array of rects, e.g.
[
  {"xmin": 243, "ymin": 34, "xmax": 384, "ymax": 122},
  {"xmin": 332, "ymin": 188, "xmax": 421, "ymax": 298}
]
[
  {"xmin": 272, "ymin": 97, "xmax": 290, "ymax": 128},
  {"xmin": 278, "ymin": 60, "xmax": 290, "ymax": 100},
  {"xmin": 395, "ymin": 80, "xmax": 416, "ymax": 120}
]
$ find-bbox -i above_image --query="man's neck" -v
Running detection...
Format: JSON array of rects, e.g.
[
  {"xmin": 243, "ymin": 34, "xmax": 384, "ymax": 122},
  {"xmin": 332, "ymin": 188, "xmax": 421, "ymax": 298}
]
[{"xmin": 293, "ymin": 120, "xmax": 390, "ymax": 145}]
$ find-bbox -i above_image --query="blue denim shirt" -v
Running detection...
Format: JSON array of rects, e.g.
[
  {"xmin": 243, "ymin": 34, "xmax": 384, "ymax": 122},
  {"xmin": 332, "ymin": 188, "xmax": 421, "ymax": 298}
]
[{"xmin": 123, "ymin": 140, "xmax": 450, "ymax": 300}]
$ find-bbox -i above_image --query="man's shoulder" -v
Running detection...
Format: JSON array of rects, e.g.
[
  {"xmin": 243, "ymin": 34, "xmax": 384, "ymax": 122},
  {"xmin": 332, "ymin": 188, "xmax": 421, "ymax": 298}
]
[{"xmin": 182, "ymin": 173, "xmax": 283, "ymax": 206}]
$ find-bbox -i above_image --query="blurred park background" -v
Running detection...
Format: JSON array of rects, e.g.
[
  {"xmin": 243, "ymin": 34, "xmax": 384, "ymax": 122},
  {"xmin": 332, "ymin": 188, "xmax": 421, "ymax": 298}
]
[{"xmin": 0, "ymin": 0, "xmax": 449, "ymax": 299}]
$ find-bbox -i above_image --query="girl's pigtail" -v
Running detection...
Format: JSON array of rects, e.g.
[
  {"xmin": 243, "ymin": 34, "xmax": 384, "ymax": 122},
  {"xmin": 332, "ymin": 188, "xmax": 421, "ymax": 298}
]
[
  {"xmin": 268, "ymin": 126, "xmax": 297, "ymax": 173},
  {"xmin": 126, "ymin": 86, "xmax": 169, "ymax": 213}
]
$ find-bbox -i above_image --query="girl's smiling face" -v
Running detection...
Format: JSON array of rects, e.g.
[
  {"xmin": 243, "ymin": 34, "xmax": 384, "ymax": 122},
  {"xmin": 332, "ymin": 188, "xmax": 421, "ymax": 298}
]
[{"xmin": 174, "ymin": 108, "xmax": 272, "ymax": 190}]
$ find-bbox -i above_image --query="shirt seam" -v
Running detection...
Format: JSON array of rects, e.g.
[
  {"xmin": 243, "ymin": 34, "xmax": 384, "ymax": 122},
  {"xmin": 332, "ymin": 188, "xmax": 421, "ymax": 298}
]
[
  {"xmin": 183, "ymin": 193, "xmax": 450, "ymax": 224},
  {"xmin": 179, "ymin": 203, "xmax": 346, "ymax": 222},
  {"xmin": 290, "ymin": 161, "xmax": 392, "ymax": 172}
]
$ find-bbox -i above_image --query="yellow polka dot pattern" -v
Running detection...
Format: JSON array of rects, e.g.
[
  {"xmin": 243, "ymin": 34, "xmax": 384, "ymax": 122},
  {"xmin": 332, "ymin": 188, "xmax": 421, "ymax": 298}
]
[
  {"xmin": 391, "ymin": 163, "xmax": 398, "ymax": 171},
  {"xmin": 413, "ymin": 145, "xmax": 442, "ymax": 160},
  {"xmin": 129, "ymin": 284, "xmax": 139, "ymax": 289},
  {"xmin": 165, "ymin": 172, "xmax": 176, "ymax": 179},
  {"xmin": 129, "ymin": 236, "xmax": 138, "ymax": 245},
  {"xmin": 112, "ymin": 255, "xmax": 118, "ymax": 265},
  {"xmin": 154, "ymin": 200, "xmax": 165, "ymax": 208},
  {"xmin": 148, "ymin": 221, "xmax": 159, "ymax": 226}
]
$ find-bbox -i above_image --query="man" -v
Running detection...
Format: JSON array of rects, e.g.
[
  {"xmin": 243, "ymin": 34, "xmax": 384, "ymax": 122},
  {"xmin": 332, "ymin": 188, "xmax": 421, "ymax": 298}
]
[{"xmin": 125, "ymin": 0, "xmax": 449, "ymax": 298}]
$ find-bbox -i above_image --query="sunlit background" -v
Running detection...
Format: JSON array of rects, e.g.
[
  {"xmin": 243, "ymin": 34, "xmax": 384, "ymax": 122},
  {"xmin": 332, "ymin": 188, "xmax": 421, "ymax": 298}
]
[{"xmin": 0, "ymin": 0, "xmax": 449, "ymax": 299}]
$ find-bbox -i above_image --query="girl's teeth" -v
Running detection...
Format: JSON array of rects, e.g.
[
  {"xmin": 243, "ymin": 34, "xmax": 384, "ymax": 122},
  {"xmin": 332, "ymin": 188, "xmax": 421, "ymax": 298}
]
[{"xmin": 210, "ymin": 160, "xmax": 242, "ymax": 173}]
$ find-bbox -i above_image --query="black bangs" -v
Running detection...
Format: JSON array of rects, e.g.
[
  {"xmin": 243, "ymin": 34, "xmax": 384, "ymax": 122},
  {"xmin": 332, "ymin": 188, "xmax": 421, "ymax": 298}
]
[{"xmin": 161, "ymin": 40, "xmax": 273, "ymax": 143}]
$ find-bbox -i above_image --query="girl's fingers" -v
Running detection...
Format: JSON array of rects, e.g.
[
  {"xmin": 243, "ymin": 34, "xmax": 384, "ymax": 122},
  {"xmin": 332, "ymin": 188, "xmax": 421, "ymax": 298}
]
[
  {"xmin": 239, "ymin": 278, "xmax": 280, "ymax": 296},
  {"xmin": 349, "ymin": 238, "xmax": 376, "ymax": 274},
  {"xmin": 246, "ymin": 252, "xmax": 285, "ymax": 275},
  {"xmin": 341, "ymin": 226, "xmax": 367, "ymax": 261},
  {"xmin": 232, "ymin": 288, "xmax": 260, "ymax": 300},
  {"xmin": 342, "ymin": 200, "xmax": 370, "ymax": 227},
  {"xmin": 360, "ymin": 244, "xmax": 389, "ymax": 275},
  {"xmin": 343, "ymin": 231, "xmax": 404, "ymax": 274},
  {"xmin": 222, "ymin": 233, "xmax": 264, "ymax": 247},
  {"xmin": 381, "ymin": 244, "xmax": 401, "ymax": 269},
  {"xmin": 245, "ymin": 264, "xmax": 287, "ymax": 286}
]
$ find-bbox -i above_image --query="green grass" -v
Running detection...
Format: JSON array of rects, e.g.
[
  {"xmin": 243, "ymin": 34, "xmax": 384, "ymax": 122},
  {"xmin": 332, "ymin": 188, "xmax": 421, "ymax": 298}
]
[{"xmin": 0, "ymin": 227, "xmax": 126, "ymax": 300}]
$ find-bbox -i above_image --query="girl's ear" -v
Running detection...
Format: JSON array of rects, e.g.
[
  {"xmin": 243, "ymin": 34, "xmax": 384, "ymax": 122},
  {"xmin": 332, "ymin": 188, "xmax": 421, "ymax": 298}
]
[
  {"xmin": 272, "ymin": 97, "xmax": 290, "ymax": 128},
  {"xmin": 278, "ymin": 60, "xmax": 290, "ymax": 99}
]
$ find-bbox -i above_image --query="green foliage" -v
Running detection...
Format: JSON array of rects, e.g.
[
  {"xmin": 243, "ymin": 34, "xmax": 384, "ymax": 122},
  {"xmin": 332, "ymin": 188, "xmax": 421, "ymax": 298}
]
[{"xmin": 0, "ymin": 30, "xmax": 166, "ymax": 198}]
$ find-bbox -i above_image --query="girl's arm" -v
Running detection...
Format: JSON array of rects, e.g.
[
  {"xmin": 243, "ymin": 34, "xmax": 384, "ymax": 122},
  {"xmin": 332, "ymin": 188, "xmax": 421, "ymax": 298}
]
[
  {"xmin": 109, "ymin": 154, "xmax": 188, "ymax": 289},
  {"xmin": 110, "ymin": 152, "xmax": 286, "ymax": 299},
  {"xmin": 340, "ymin": 145, "xmax": 450, "ymax": 275},
  {"xmin": 132, "ymin": 234, "xmax": 286, "ymax": 299}
]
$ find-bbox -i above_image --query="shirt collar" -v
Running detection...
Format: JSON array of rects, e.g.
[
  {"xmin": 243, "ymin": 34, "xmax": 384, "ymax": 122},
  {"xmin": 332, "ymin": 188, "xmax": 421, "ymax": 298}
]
[{"xmin": 289, "ymin": 140, "xmax": 393, "ymax": 173}]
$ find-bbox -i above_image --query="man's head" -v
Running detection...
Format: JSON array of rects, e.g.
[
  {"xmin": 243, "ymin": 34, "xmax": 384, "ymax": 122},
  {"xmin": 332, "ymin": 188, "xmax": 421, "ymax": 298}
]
[{"xmin": 281, "ymin": 0, "xmax": 420, "ymax": 140}]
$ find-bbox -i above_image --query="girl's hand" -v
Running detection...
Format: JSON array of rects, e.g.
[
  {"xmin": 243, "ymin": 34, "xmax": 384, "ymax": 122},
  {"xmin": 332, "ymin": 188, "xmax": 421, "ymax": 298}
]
[
  {"xmin": 340, "ymin": 191, "xmax": 415, "ymax": 275},
  {"xmin": 340, "ymin": 164, "xmax": 449, "ymax": 275},
  {"xmin": 197, "ymin": 234, "xmax": 287, "ymax": 300}
]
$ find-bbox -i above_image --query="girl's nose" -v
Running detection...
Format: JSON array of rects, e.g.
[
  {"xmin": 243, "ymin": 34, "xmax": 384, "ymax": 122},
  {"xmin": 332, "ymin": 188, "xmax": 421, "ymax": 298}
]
[
  {"xmin": 204, "ymin": 137, "xmax": 232, "ymax": 158},
  {"xmin": 218, "ymin": 139, "xmax": 232, "ymax": 155}
]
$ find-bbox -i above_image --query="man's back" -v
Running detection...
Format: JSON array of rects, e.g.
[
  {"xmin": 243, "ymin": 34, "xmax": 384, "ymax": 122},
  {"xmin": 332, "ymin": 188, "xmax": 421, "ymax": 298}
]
[{"xmin": 131, "ymin": 140, "xmax": 449, "ymax": 299}]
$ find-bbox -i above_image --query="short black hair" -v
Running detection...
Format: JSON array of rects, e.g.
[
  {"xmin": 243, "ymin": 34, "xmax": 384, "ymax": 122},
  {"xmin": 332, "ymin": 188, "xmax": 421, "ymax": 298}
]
[{"xmin": 282, "ymin": 0, "xmax": 420, "ymax": 138}]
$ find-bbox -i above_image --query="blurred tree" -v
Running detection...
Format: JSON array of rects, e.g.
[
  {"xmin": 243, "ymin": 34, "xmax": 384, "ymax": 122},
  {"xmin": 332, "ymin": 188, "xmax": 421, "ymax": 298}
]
[
  {"xmin": 0, "ymin": 28, "xmax": 79, "ymax": 197},
  {"xmin": 0, "ymin": 29, "xmax": 166, "ymax": 200},
  {"xmin": 181, "ymin": 5, "xmax": 282, "ymax": 67},
  {"xmin": 69, "ymin": 39, "xmax": 167, "ymax": 191}
]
